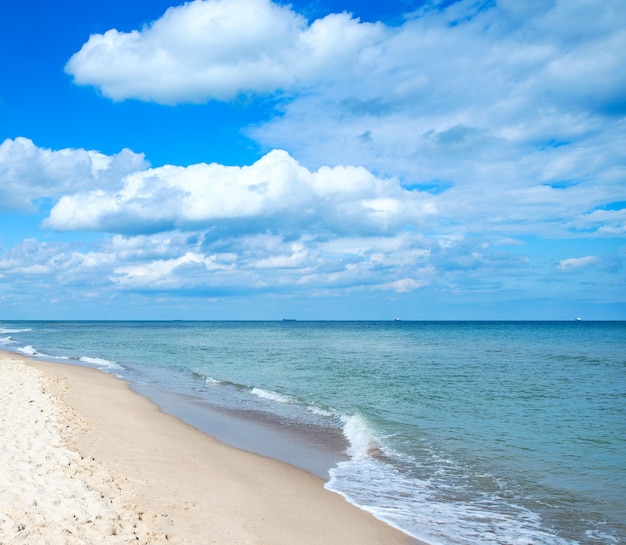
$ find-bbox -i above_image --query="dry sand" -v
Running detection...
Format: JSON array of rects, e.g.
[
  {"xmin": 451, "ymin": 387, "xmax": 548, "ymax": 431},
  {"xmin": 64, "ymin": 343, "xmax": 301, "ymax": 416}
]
[{"xmin": 0, "ymin": 351, "xmax": 421, "ymax": 544}]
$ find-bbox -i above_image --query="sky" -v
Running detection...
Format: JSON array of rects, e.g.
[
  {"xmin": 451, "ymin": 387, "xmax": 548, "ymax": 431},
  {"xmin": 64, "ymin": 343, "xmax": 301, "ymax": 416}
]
[{"xmin": 0, "ymin": 0, "xmax": 625, "ymax": 321}]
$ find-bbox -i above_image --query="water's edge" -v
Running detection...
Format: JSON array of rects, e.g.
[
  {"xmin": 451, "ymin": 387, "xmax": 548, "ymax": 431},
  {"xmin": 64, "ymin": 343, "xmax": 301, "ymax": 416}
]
[{"xmin": 132, "ymin": 382, "xmax": 350, "ymax": 479}]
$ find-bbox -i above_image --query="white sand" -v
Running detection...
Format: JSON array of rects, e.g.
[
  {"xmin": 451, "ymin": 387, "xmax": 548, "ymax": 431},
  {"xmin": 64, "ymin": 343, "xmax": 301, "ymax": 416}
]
[
  {"xmin": 1, "ymin": 352, "xmax": 421, "ymax": 545},
  {"xmin": 0, "ymin": 354, "xmax": 162, "ymax": 543}
]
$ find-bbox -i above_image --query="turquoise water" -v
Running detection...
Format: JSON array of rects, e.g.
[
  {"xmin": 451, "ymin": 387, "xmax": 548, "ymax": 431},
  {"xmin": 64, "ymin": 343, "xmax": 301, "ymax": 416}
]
[{"xmin": 1, "ymin": 321, "xmax": 625, "ymax": 545}]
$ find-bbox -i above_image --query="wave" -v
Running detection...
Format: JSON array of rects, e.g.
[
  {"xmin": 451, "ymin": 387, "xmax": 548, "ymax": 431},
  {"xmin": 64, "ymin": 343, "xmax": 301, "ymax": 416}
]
[
  {"xmin": 326, "ymin": 456, "xmax": 577, "ymax": 545},
  {"xmin": 306, "ymin": 405, "xmax": 336, "ymax": 418},
  {"xmin": 193, "ymin": 369, "xmax": 294, "ymax": 403},
  {"xmin": 13, "ymin": 344, "xmax": 64, "ymax": 361},
  {"xmin": 76, "ymin": 356, "xmax": 123, "ymax": 371},
  {"xmin": 326, "ymin": 414, "xmax": 580, "ymax": 545},
  {"xmin": 193, "ymin": 369, "xmax": 347, "ymax": 433},
  {"xmin": 4, "ymin": 338, "xmax": 123, "ymax": 373},
  {"xmin": 0, "ymin": 328, "xmax": 33, "ymax": 334},
  {"xmin": 340, "ymin": 412, "xmax": 383, "ymax": 459},
  {"xmin": 17, "ymin": 345, "xmax": 39, "ymax": 356},
  {"xmin": 249, "ymin": 387, "xmax": 293, "ymax": 404},
  {"xmin": 202, "ymin": 375, "xmax": 247, "ymax": 391}
]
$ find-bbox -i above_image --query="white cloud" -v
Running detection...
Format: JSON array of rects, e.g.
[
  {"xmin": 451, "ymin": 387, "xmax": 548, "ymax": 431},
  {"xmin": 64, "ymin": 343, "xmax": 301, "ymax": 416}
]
[
  {"xmin": 112, "ymin": 251, "xmax": 220, "ymax": 288},
  {"xmin": 246, "ymin": 0, "xmax": 626, "ymax": 225},
  {"xmin": 62, "ymin": 1, "xmax": 626, "ymax": 241},
  {"xmin": 43, "ymin": 149, "xmax": 435, "ymax": 235},
  {"xmin": 0, "ymin": 238, "xmax": 113, "ymax": 286},
  {"xmin": 65, "ymin": 0, "xmax": 385, "ymax": 104},
  {"xmin": 253, "ymin": 242, "xmax": 311, "ymax": 269},
  {"xmin": 557, "ymin": 256, "xmax": 600, "ymax": 272},
  {"xmin": 380, "ymin": 277, "xmax": 430, "ymax": 293},
  {"xmin": 1, "ymin": 223, "xmax": 622, "ymax": 315},
  {"xmin": 0, "ymin": 137, "xmax": 147, "ymax": 212},
  {"xmin": 5, "ymin": 0, "xmax": 626, "ymax": 314}
]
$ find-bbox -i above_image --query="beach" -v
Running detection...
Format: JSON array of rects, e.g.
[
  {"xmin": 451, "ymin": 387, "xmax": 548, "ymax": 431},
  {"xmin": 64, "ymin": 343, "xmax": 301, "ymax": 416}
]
[{"xmin": 0, "ymin": 351, "xmax": 418, "ymax": 545}]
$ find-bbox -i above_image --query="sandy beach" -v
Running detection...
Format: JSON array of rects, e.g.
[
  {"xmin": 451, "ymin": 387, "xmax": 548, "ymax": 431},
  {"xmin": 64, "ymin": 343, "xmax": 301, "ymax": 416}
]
[{"xmin": 0, "ymin": 351, "xmax": 420, "ymax": 545}]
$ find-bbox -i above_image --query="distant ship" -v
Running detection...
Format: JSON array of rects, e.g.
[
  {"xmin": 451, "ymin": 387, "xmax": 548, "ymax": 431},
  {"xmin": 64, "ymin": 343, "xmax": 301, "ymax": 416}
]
[{"xmin": 282, "ymin": 318, "xmax": 296, "ymax": 322}]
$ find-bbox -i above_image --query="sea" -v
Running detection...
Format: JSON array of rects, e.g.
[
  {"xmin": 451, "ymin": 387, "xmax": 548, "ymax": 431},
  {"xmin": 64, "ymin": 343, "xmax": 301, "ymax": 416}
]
[{"xmin": 1, "ymin": 320, "xmax": 624, "ymax": 545}]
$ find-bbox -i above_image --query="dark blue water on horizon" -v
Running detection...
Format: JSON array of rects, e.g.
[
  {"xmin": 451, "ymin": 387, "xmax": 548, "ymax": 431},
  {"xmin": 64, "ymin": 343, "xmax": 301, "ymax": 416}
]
[{"xmin": 1, "ymin": 320, "xmax": 624, "ymax": 545}]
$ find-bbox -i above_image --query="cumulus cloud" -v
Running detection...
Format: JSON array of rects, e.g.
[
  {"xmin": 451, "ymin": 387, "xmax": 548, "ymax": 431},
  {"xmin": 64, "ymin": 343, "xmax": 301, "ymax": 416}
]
[
  {"xmin": 26, "ymin": 141, "xmax": 620, "ymax": 243},
  {"xmin": 247, "ymin": 0, "xmax": 626, "ymax": 209},
  {"xmin": 0, "ymin": 137, "xmax": 147, "ymax": 212},
  {"xmin": 0, "ymin": 135, "xmax": 618, "ymax": 312},
  {"xmin": 65, "ymin": 0, "xmax": 385, "ymax": 103},
  {"xmin": 62, "ymin": 0, "xmax": 626, "ymax": 239},
  {"xmin": 5, "ymin": 0, "xmax": 626, "ymax": 313},
  {"xmin": 43, "ymin": 149, "xmax": 435, "ymax": 235}
]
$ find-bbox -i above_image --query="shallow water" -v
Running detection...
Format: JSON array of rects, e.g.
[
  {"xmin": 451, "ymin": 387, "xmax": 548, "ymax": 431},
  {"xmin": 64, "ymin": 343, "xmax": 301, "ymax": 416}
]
[{"xmin": 2, "ymin": 320, "xmax": 625, "ymax": 545}]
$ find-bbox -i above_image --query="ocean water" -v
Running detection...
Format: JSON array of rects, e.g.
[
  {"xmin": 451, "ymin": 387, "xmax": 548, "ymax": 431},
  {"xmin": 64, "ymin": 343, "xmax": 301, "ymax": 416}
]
[{"xmin": 1, "ymin": 320, "xmax": 624, "ymax": 545}]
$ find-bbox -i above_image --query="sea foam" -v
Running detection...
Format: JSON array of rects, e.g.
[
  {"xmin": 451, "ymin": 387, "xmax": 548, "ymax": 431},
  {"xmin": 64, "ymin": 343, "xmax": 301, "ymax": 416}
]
[
  {"xmin": 0, "ymin": 328, "xmax": 33, "ymax": 334},
  {"xmin": 78, "ymin": 356, "xmax": 123, "ymax": 371},
  {"xmin": 250, "ymin": 387, "xmax": 293, "ymax": 404},
  {"xmin": 341, "ymin": 413, "xmax": 382, "ymax": 459},
  {"xmin": 17, "ymin": 345, "xmax": 38, "ymax": 356}
]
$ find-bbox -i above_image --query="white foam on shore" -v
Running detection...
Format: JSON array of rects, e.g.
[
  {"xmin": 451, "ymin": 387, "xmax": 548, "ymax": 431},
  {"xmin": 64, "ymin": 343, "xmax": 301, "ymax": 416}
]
[
  {"xmin": 325, "ymin": 411, "xmax": 579, "ymax": 545},
  {"xmin": 326, "ymin": 451, "xmax": 576, "ymax": 545}
]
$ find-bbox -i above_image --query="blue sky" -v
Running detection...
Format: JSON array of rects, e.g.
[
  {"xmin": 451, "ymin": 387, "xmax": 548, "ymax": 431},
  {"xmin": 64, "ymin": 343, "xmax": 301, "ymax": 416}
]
[{"xmin": 1, "ymin": 0, "xmax": 625, "ymax": 320}]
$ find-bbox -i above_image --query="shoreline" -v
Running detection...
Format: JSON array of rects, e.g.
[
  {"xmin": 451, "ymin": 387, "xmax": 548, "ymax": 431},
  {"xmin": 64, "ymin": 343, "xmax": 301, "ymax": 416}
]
[
  {"xmin": 130, "ymin": 381, "xmax": 350, "ymax": 479},
  {"xmin": 1, "ymin": 351, "xmax": 422, "ymax": 544}
]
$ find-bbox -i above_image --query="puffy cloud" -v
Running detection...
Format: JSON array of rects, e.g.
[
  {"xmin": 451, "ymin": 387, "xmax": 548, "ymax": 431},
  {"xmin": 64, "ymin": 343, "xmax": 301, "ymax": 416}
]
[
  {"xmin": 3, "ymin": 1, "xmax": 625, "ymax": 315},
  {"xmin": 0, "ymin": 137, "xmax": 147, "ymax": 212},
  {"xmin": 65, "ymin": 0, "xmax": 385, "ymax": 104},
  {"xmin": 62, "ymin": 1, "xmax": 626, "ymax": 241},
  {"xmin": 247, "ymin": 0, "xmax": 626, "ymax": 213},
  {"xmin": 0, "ymin": 135, "xmax": 618, "ymax": 249},
  {"xmin": 43, "ymin": 149, "xmax": 435, "ymax": 235}
]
